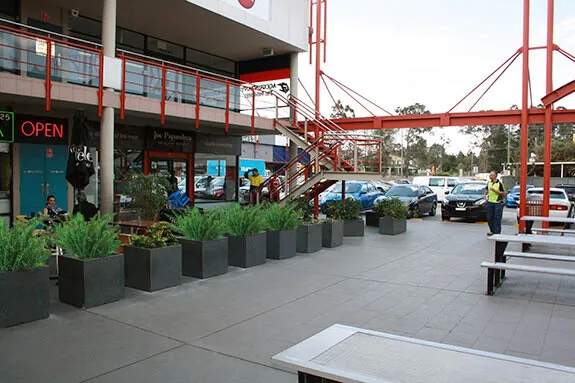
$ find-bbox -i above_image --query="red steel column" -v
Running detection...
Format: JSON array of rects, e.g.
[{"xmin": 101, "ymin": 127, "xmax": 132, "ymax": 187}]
[
  {"xmin": 519, "ymin": 0, "xmax": 530, "ymax": 232},
  {"xmin": 313, "ymin": 0, "xmax": 323, "ymax": 218},
  {"xmin": 542, "ymin": 0, "xmax": 554, "ymax": 227}
]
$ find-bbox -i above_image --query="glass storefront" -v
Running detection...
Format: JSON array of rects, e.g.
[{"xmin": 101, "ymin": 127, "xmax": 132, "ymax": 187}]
[
  {"xmin": 0, "ymin": 143, "xmax": 11, "ymax": 226},
  {"xmin": 194, "ymin": 154, "xmax": 238, "ymax": 202}
]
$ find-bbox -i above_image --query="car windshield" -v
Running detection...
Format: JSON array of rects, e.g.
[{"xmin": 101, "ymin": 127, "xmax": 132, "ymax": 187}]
[
  {"xmin": 451, "ymin": 183, "xmax": 485, "ymax": 195},
  {"xmin": 331, "ymin": 183, "xmax": 362, "ymax": 194},
  {"xmin": 211, "ymin": 178, "xmax": 225, "ymax": 187},
  {"xmin": 559, "ymin": 186, "xmax": 575, "ymax": 194},
  {"xmin": 510, "ymin": 186, "xmax": 521, "ymax": 193},
  {"xmin": 386, "ymin": 185, "xmax": 418, "ymax": 197},
  {"xmin": 527, "ymin": 190, "xmax": 566, "ymax": 199}
]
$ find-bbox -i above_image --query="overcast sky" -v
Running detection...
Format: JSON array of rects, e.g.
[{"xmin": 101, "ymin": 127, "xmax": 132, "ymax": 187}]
[{"xmin": 296, "ymin": 0, "xmax": 575, "ymax": 154}]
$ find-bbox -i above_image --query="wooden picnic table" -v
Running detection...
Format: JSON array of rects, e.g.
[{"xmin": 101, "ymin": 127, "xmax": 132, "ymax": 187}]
[
  {"xmin": 272, "ymin": 324, "xmax": 575, "ymax": 382},
  {"xmin": 116, "ymin": 220, "xmax": 156, "ymax": 235}
]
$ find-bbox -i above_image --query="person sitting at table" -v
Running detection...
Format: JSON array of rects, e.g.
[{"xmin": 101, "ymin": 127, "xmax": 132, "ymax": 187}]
[
  {"xmin": 42, "ymin": 195, "xmax": 67, "ymax": 218},
  {"xmin": 73, "ymin": 191, "xmax": 98, "ymax": 221}
]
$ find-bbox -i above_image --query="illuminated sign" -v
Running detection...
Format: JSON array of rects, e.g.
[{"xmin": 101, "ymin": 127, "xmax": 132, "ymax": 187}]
[
  {"xmin": 15, "ymin": 115, "xmax": 69, "ymax": 145},
  {"xmin": 0, "ymin": 111, "xmax": 15, "ymax": 143},
  {"xmin": 219, "ymin": 0, "xmax": 270, "ymax": 20}
]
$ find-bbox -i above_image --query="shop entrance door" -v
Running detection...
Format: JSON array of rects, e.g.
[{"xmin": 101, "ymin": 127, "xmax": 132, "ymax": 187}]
[
  {"xmin": 19, "ymin": 143, "xmax": 68, "ymax": 216},
  {"xmin": 149, "ymin": 158, "xmax": 188, "ymax": 195}
]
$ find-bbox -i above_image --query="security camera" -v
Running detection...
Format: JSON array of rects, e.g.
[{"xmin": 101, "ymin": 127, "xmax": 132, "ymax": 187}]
[{"xmin": 70, "ymin": 9, "xmax": 80, "ymax": 17}]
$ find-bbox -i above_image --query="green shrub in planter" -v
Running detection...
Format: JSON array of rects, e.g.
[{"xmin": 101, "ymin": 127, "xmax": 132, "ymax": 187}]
[
  {"xmin": 0, "ymin": 219, "xmax": 51, "ymax": 327},
  {"xmin": 292, "ymin": 196, "xmax": 314, "ymax": 223},
  {"xmin": 125, "ymin": 222, "xmax": 181, "ymax": 292},
  {"xmin": 376, "ymin": 198, "xmax": 409, "ymax": 235},
  {"xmin": 264, "ymin": 203, "xmax": 302, "ymax": 260},
  {"xmin": 55, "ymin": 214, "xmax": 124, "ymax": 308},
  {"xmin": 125, "ymin": 172, "xmax": 169, "ymax": 221},
  {"xmin": 325, "ymin": 199, "xmax": 364, "ymax": 237},
  {"xmin": 173, "ymin": 208, "xmax": 227, "ymax": 278},
  {"xmin": 225, "ymin": 204, "xmax": 267, "ymax": 268}
]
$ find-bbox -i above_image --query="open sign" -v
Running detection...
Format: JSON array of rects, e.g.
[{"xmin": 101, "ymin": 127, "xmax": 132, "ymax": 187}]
[{"xmin": 15, "ymin": 115, "xmax": 68, "ymax": 144}]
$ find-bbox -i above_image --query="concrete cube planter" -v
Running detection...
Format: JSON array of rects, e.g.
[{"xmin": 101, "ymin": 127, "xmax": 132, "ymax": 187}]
[
  {"xmin": 379, "ymin": 217, "xmax": 407, "ymax": 235},
  {"xmin": 365, "ymin": 211, "xmax": 381, "ymax": 227},
  {"xmin": 322, "ymin": 220, "xmax": 344, "ymax": 248},
  {"xmin": 179, "ymin": 237, "xmax": 228, "ymax": 278},
  {"xmin": 228, "ymin": 232, "xmax": 267, "ymax": 268},
  {"xmin": 124, "ymin": 244, "xmax": 182, "ymax": 292},
  {"xmin": 297, "ymin": 223, "xmax": 323, "ymax": 253},
  {"xmin": 344, "ymin": 219, "xmax": 365, "ymax": 237},
  {"xmin": 267, "ymin": 229, "xmax": 297, "ymax": 260},
  {"xmin": 0, "ymin": 266, "xmax": 50, "ymax": 328},
  {"xmin": 58, "ymin": 254, "xmax": 125, "ymax": 309}
]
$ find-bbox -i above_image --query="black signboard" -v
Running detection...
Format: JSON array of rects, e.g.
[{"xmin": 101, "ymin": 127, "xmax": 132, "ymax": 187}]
[
  {"xmin": 89, "ymin": 123, "xmax": 146, "ymax": 151},
  {"xmin": 196, "ymin": 134, "xmax": 241, "ymax": 156},
  {"xmin": 14, "ymin": 115, "xmax": 69, "ymax": 145},
  {"xmin": 146, "ymin": 128, "xmax": 194, "ymax": 153},
  {"xmin": 0, "ymin": 111, "xmax": 14, "ymax": 143}
]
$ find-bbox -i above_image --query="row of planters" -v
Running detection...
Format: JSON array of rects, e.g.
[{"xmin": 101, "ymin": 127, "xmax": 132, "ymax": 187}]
[{"xmin": 365, "ymin": 198, "xmax": 411, "ymax": 235}]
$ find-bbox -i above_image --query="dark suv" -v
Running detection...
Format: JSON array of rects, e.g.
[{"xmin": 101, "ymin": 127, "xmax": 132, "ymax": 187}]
[{"xmin": 556, "ymin": 184, "xmax": 575, "ymax": 202}]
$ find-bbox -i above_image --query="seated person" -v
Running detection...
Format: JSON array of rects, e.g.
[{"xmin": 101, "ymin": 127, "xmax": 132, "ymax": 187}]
[
  {"xmin": 73, "ymin": 191, "xmax": 98, "ymax": 221},
  {"xmin": 42, "ymin": 195, "xmax": 67, "ymax": 218}
]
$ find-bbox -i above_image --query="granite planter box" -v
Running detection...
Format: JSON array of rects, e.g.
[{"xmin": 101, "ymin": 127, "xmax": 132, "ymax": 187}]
[
  {"xmin": 297, "ymin": 223, "xmax": 323, "ymax": 253},
  {"xmin": 58, "ymin": 254, "xmax": 125, "ymax": 308},
  {"xmin": 124, "ymin": 244, "xmax": 182, "ymax": 292},
  {"xmin": 365, "ymin": 212, "xmax": 381, "ymax": 227},
  {"xmin": 179, "ymin": 237, "xmax": 228, "ymax": 278},
  {"xmin": 344, "ymin": 219, "xmax": 365, "ymax": 237},
  {"xmin": 267, "ymin": 229, "xmax": 297, "ymax": 260},
  {"xmin": 379, "ymin": 217, "xmax": 407, "ymax": 235},
  {"xmin": 322, "ymin": 220, "xmax": 344, "ymax": 248},
  {"xmin": 228, "ymin": 232, "xmax": 267, "ymax": 268},
  {"xmin": 0, "ymin": 266, "xmax": 50, "ymax": 328}
]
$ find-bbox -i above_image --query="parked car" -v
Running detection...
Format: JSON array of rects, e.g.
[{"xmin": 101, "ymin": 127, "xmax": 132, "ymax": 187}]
[
  {"xmin": 517, "ymin": 187, "xmax": 575, "ymax": 221},
  {"xmin": 506, "ymin": 184, "xmax": 535, "ymax": 207},
  {"xmin": 412, "ymin": 176, "xmax": 459, "ymax": 202},
  {"xmin": 556, "ymin": 184, "xmax": 575, "ymax": 202},
  {"xmin": 239, "ymin": 176, "xmax": 286, "ymax": 204},
  {"xmin": 319, "ymin": 181, "xmax": 384, "ymax": 212},
  {"xmin": 371, "ymin": 181, "xmax": 393, "ymax": 193},
  {"xmin": 374, "ymin": 184, "xmax": 437, "ymax": 218},
  {"xmin": 441, "ymin": 181, "xmax": 487, "ymax": 222}
]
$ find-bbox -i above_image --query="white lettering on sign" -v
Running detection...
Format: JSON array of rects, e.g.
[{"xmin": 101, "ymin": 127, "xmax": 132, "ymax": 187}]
[{"xmin": 70, "ymin": 145, "xmax": 94, "ymax": 165}]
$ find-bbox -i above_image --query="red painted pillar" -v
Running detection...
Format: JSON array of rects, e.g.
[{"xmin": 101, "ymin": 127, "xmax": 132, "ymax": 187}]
[
  {"xmin": 542, "ymin": 0, "xmax": 554, "ymax": 228},
  {"xmin": 519, "ymin": 0, "xmax": 530, "ymax": 233}
]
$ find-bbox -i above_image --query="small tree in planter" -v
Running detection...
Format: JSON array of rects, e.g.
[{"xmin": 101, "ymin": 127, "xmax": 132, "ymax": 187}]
[
  {"xmin": 264, "ymin": 203, "xmax": 302, "ymax": 260},
  {"xmin": 55, "ymin": 214, "xmax": 123, "ymax": 308},
  {"xmin": 225, "ymin": 204, "xmax": 267, "ymax": 268},
  {"xmin": 125, "ymin": 222, "xmax": 181, "ymax": 291},
  {"xmin": 292, "ymin": 196, "xmax": 323, "ymax": 253},
  {"xmin": 125, "ymin": 173, "xmax": 169, "ymax": 221},
  {"xmin": 0, "ymin": 219, "xmax": 51, "ymax": 327},
  {"xmin": 173, "ymin": 208, "xmax": 227, "ymax": 279},
  {"xmin": 375, "ymin": 198, "xmax": 409, "ymax": 235},
  {"xmin": 325, "ymin": 199, "xmax": 364, "ymax": 237}
]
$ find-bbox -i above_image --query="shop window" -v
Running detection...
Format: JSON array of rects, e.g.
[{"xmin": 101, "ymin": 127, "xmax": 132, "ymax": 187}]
[
  {"xmin": 0, "ymin": 0, "xmax": 18, "ymax": 19},
  {"xmin": 118, "ymin": 28, "xmax": 145, "ymax": 51},
  {"xmin": 194, "ymin": 154, "xmax": 238, "ymax": 203},
  {"xmin": 68, "ymin": 16, "xmax": 102, "ymax": 41},
  {"xmin": 147, "ymin": 37, "xmax": 184, "ymax": 60},
  {"xmin": 186, "ymin": 48, "xmax": 235, "ymax": 75},
  {"xmin": 0, "ymin": 143, "xmax": 11, "ymax": 226}
]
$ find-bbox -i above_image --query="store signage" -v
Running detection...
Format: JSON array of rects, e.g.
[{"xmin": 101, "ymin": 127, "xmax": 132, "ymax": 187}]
[
  {"xmin": 216, "ymin": 0, "xmax": 270, "ymax": 20},
  {"xmin": 146, "ymin": 128, "xmax": 194, "ymax": 153},
  {"xmin": 196, "ymin": 134, "xmax": 241, "ymax": 156},
  {"xmin": 0, "ymin": 111, "xmax": 15, "ymax": 143},
  {"xmin": 89, "ymin": 124, "xmax": 146, "ymax": 150},
  {"xmin": 14, "ymin": 115, "xmax": 69, "ymax": 145}
]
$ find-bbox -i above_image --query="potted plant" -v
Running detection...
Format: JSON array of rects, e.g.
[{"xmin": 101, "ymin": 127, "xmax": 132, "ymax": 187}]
[
  {"xmin": 174, "ymin": 208, "xmax": 228, "ymax": 279},
  {"xmin": 292, "ymin": 197, "xmax": 323, "ymax": 253},
  {"xmin": 225, "ymin": 204, "xmax": 267, "ymax": 268},
  {"xmin": 55, "ymin": 214, "xmax": 123, "ymax": 308},
  {"xmin": 375, "ymin": 198, "xmax": 409, "ymax": 235},
  {"xmin": 124, "ymin": 222, "xmax": 182, "ymax": 291},
  {"xmin": 264, "ymin": 203, "xmax": 302, "ymax": 260},
  {"xmin": 0, "ymin": 219, "xmax": 51, "ymax": 327},
  {"xmin": 325, "ymin": 199, "xmax": 364, "ymax": 237},
  {"xmin": 125, "ymin": 173, "xmax": 169, "ymax": 221},
  {"xmin": 322, "ymin": 217, "xmax": 344, "ymax": 248},
  {"xmin": 365, "ymin": 210, "xmax": 381, "ymax": 227}
]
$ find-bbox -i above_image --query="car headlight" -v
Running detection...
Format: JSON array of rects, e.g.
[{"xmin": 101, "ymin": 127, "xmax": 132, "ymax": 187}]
[
  {"xmin": 475, "ymin": 199, "xmax": 486, "ymax": 206},
  {"xmin": 442, "ymin": 199, "xmax": 448, "ymax": 206}
]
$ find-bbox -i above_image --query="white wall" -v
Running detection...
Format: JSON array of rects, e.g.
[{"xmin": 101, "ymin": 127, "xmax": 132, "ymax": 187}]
[{"xmin": 187, "ymin": 0, "xmax": 309, "ymax": 50}]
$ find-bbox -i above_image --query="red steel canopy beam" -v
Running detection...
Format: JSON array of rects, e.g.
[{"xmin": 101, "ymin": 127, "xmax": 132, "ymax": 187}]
[
  {"xmin": 328, "ymin": 108, "xmax": 575, "ymax": 130},
  {"xmin": 541, "ymin": 79, "xmax": 575, "ymax": 107}
]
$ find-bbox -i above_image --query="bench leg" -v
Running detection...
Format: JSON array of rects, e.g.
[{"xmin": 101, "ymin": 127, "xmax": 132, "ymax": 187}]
[
  {"xmin": 522, "ymin": 243, "xmax": 532, "ymax": 252},
  {"xmin": 494, "ymin": 241, "xmax": 507, "ymax": 286},
  {"xmin": 487, "ymin": 268, "xmax": 494, "ymax": 295}
]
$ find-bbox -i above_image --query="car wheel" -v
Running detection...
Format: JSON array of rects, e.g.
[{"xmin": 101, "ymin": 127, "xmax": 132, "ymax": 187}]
[
  {"xmin": 410, "ymin": 205, "xmax": 421, "ymax": 218},
  {"xmin": 429, "ymin": 203, "xmax": 437, "ymax": 216}
]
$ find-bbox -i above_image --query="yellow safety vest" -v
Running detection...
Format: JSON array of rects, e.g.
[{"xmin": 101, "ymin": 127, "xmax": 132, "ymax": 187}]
[{"xmin": 487, "ymin": 180, "xmax": 504, "ymax": 203}]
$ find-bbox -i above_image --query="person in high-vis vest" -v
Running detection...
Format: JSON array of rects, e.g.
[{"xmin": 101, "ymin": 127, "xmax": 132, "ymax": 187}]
[{"xmin": 482, "ymin": 171, "xmax": 506, "ymax": 236}]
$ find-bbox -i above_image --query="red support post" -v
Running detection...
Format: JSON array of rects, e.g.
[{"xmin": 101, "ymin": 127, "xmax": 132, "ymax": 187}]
[
  {"xmin": 323, "ymin": 0, "xmax": 327, "ymax": 63},
  {"xmin": 542, "ymin": 0, "xmax": 554, "ymax": 228},
  {"xmin": 45, "ymin": 40, "xmax": 52, "ymax": 111},
  {"xmin": 161, "ymin": 65, "xmax": 167, "ymax": 125},
  {"xmin": 225, "ymin": 83, "xmax": 230, "ymax": 133},
  {"xmin": 98, "ymin": 52, "xmax": 104, "ymax": 117},
  {"xmin": 196, "ymin": 75, "xmax": 201, "ymax": 129},
  {"xmin": 119, "ymin": 56, "xmax": 126, "ymax": 119},
  {"xmin": 519, "ymin": 0, "xmax": 530, "ymax": 233},
  {"xmin": 251, "ymin": 89, "xmax": 256, "ymax": 135}
]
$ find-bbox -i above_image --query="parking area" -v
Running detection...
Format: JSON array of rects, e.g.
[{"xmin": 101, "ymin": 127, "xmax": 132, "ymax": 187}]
[{"xmin": 2, "ymin": 214, "xmax": 575, "ymax": 382}]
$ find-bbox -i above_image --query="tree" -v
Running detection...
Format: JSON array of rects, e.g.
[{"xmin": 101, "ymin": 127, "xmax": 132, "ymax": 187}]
[
  {"xmin": 395, "ymin": 103, "xmax": 433, "ymax": 175},
  {"xmin": 330, "ymin": 99, "xmax": 356, "ymax": 119}
]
